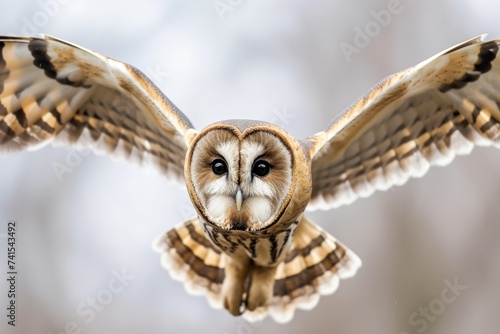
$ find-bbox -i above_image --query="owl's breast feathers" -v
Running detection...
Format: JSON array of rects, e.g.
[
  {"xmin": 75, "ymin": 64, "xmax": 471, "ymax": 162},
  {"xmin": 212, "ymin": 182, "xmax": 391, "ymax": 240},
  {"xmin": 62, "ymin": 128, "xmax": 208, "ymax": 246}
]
[{"xmin": 199, "ymin": 216, "xmax": 301, "ymax": 266}]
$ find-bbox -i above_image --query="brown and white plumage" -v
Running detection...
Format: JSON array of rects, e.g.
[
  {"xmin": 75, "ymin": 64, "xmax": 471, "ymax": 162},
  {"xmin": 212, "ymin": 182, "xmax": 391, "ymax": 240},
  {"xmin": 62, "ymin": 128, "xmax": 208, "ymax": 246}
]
[
  {"xmin": 0, "ymin": 35, "xmax": 197, "ymax": 181},
  {"xmin": 1, "ymin": 34, "xmax": 500, "ymax": 323},
  {"xmin": 153, "ymin": 215, "xmax": 360, "ymax": 323},
  {"xmin": 308, "ymin": 36, "xmax": 500, "ymax": 210}
]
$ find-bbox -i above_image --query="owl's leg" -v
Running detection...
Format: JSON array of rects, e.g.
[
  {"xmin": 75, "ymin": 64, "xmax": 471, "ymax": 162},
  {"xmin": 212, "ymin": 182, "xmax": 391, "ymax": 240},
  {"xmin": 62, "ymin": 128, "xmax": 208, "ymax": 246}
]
[
  {"xmin": 246, "ymin": 265, "xmax": 278, "ymax": 311},
  {"xmin": 242, "ymin": 215, "xmax": 362, "ymax": 323},
  {"xmin": 222, "ymin": 254, "xmax": 251, "ymax": 316}
]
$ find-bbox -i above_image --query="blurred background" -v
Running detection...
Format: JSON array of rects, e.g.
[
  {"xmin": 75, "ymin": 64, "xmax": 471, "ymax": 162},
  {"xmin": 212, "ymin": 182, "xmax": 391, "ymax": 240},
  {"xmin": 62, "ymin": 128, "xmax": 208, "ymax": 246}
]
[{"xmin": 1, "ymin": 0, "xmax": 500, "ymax": 333}]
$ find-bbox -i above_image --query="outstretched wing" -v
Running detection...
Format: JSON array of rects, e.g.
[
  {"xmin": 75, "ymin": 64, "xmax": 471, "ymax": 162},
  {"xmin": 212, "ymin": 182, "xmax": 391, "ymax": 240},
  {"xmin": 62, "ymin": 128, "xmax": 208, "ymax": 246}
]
[
  {"xmin": 0, "ymin": 35, "xmax": 198, "ymax": 182},
  {"xmin": 307, "ymin": 36, "xmax": 500, "ymax": 210}
]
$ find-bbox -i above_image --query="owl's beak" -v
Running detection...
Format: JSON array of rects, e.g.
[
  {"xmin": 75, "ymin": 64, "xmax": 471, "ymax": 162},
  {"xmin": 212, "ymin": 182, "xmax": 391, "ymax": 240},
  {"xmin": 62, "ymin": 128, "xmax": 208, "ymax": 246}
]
[{"xmin": 235, "ymin": 187, "xmax": 243, "ymax": 211}]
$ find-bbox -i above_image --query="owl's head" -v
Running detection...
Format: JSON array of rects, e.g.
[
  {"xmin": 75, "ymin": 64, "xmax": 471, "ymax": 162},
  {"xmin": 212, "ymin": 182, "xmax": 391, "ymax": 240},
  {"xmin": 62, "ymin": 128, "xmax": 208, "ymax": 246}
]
[{"xmin": 185, "ymin": 120, "xmax": 306, "ymax": 232}]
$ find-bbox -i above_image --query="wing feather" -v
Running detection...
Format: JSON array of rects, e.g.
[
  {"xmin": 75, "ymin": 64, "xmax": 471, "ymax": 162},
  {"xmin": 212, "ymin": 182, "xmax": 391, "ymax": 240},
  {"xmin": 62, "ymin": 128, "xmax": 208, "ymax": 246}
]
[
  {"xmin": 0, "ymin": 35, "xmax": 198, "ymax": 182},
  {"xmin": 153, "ymin": 217, "xmax": 226, "ymax": 309},
  {"xmin": 307, "ymin": 36, "xmax": 500, "ymax": 210}
]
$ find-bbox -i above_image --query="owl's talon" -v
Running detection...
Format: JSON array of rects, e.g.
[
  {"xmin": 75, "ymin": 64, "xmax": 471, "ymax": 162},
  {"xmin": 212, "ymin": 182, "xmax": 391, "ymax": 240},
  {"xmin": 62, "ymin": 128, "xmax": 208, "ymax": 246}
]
[
  {"xmin": 246, "ymin": 288, "xmax": 270, "ymax": 311},
  {"xmin": 239, "ymin": 301, "xmax": 246, "ymax": 315},
  {"xmin": 223, "ymin": 292, "xmax": 244, "ymax": 316},
  {"xmin": 246, "ymin": 265, "xmax": 277, "ymax": 311}
]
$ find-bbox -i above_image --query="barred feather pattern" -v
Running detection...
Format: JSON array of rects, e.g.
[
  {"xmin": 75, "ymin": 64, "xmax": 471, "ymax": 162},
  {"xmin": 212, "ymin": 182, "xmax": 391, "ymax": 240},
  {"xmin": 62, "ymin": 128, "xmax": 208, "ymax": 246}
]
[
  {"xmin": 0, "ymin": 35, "xmax": 195, "ymax": 181},
  {"xmin": 153, "ymin": 216, "xmax": 361, "ymax": 323},
  {"xmin": 308, "ymin": 37, "xmax": 500, "ymax": 210}
]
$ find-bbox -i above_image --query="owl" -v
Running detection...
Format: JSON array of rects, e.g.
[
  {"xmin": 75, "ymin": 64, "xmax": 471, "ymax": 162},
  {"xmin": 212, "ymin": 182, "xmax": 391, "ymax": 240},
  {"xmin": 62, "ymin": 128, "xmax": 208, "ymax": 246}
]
[{"xmin": 1, "ymin": 34, "xmax": 499, "ymax": 323}]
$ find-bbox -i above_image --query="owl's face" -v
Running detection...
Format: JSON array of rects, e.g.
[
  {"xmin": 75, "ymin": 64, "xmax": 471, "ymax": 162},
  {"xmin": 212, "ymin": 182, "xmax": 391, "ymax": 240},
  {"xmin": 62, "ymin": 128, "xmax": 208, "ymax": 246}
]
[{"xmin": 186, "ymin": 121, "xmax": 295, "ymax": 231}]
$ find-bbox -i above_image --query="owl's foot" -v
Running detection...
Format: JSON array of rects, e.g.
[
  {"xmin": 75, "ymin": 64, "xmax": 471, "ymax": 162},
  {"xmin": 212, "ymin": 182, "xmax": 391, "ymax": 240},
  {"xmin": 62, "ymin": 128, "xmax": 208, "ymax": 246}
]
[
  {"xmin": 222, "ymin": 260, "xmax": 277, "ymax": 314},
  {"xmin": 222, "ymin": 280, "xmax": 245, "ymax": 316},
  {"xmin": 246, "ymin": 265, "xmax": 277, "ymax": 311},
  {"xmin": 222, "ymin": 255, "xmax": 250, "ymax": 316}
]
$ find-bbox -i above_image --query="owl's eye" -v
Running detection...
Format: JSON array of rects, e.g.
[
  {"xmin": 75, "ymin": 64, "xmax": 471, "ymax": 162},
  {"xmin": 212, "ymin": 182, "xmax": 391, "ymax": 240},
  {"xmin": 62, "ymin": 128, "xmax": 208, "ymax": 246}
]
[
  {"xmin": 211, "ymin": 159, "xmax": 228, "ymax": 175},
  {"xmin": 252, "ymin": 160, "xmax": 271, "ymax": 177}
]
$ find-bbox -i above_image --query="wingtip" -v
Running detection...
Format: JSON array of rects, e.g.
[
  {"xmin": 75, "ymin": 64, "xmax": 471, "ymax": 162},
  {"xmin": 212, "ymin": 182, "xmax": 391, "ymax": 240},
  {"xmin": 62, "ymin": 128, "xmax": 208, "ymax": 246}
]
[{"xmin": 151, "ymin": 232, "xmax": 167, "ymax": 253}]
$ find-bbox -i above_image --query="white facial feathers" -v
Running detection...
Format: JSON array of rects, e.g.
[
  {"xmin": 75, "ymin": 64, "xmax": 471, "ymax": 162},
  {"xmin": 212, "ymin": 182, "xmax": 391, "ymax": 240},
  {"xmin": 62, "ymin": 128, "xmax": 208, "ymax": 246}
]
[
  {"xmin": 189, "ymin": 128, "xmax": 293, "ymax": 230},
  {"xmin": 240, "ymin": 141, "xmax": 275, "ymax": 198},
  {"xmin": 203, "ymin": 141, "xmax": 240, "ymax": 196}
]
